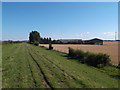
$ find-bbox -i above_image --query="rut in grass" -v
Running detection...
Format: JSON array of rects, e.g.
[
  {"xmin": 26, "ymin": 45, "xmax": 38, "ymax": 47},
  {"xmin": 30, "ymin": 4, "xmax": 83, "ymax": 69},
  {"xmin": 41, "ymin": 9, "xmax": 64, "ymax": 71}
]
[
  {"xmin": 27, "ymin": 48, "xmax": 53, "ymax": 89},
  {"xmin": 26, "ymin": 47, "xmax": 50, "ymax": 88},
  {"xmin": 31, "ymin": 47, "xmax": 87, "ymax": 88},
  {"xmin": 27, "ymin": 57, "xmax": 37, "ymax": 87}
]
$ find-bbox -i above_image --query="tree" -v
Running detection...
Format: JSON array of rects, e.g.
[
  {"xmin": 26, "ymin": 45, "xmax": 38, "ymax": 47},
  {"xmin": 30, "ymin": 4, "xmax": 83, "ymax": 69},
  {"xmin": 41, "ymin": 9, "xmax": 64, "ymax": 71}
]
[
  {"xmin": 49, "ymin": 43, "xmax": 53, "ymax": 50},
  {"xmin": 49, "ymin": 37, "xmax": 51, "ymax": 43},
  {"xmin": 29, "ymin": 31, "xmax": 41, "ymax": 44}
]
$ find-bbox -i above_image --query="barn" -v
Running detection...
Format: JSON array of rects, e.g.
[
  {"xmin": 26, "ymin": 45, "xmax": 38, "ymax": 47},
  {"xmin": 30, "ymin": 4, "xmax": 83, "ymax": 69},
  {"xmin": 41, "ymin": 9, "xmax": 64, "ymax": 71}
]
[
  {"xmin": 84, "ymin": 38, "xmax": 103, "ymax": 45},
  {"xmin": 59, "ymin": 39, "xmax": 83, "ymax": 44},
  {"xmin": 59, "ymin": 38, "xmax": 103, "ymax": 45}
]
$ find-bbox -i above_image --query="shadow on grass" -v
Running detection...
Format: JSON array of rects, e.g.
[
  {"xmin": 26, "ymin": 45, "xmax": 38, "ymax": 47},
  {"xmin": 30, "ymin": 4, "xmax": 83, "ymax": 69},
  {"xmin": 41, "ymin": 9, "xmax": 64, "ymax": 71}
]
[
  {"xmin": 110, "ymin": 75, "xmax": 120, "ymax": 79},
  {"xmin": 46, "ymin": 48, "xmax": 50, "ymax": 50},
  {"xmin": 61, "ymin": 54, "xmax": 84, "ymax": 64}
]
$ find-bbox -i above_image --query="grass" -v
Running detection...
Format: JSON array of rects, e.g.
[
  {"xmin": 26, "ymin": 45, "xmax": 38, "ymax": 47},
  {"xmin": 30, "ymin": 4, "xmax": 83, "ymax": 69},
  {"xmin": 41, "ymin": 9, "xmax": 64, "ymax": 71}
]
[
  {"xmin": 0, "ymin": 42, "xmax": 2, "ymax": 88},
  {"xmin": 2, "ymin": 43, "xmax": 119, "ymax": 88}
]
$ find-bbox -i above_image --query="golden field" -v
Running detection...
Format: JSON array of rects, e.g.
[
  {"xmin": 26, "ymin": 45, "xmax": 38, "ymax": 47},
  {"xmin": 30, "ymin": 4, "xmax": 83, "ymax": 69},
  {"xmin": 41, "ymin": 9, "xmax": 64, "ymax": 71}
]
[{"xmin": 40, "ymin": 41, "xmax": 119, "ymax": 65}]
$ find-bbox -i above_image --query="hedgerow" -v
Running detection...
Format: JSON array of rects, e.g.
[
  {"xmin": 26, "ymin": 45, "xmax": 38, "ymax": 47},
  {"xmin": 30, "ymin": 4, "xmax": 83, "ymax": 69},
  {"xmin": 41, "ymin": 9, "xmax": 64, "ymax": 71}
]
[{"xmin": 68, "ymin": 47, "xmax": 111, "ymax": 68}]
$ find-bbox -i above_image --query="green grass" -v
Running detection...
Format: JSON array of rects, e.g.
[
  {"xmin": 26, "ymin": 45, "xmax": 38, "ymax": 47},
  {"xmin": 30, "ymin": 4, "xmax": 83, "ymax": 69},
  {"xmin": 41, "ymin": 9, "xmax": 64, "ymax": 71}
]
[
  {"xmin": 0, "ymin": 42, "xmax": 2, "ymax": 88},
  {"xmin": 2, "ymin": 43, "xmax": 119, "ymax": 88}
]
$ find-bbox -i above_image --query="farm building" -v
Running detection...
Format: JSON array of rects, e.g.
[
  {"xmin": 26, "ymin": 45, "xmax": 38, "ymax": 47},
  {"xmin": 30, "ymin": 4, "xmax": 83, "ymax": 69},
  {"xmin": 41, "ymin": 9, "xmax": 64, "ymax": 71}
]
[
  {"xmin": 59, "ymin": 38, "xmax": 103, "ymax": 45},
  {"xmin": 59, "ymin": 39, "xmax": 83, "ymax": 44},
  {"xmin": 84, "ymin": 38, "xmax": 103, "ymax": 45}
]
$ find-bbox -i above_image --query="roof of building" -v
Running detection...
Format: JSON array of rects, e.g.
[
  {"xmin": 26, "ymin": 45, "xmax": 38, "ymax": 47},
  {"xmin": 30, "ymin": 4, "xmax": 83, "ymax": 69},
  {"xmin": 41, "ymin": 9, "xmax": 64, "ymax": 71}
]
[{"xmin": 59, "ymin": 39, "xmax": 82, "ymax": 41}]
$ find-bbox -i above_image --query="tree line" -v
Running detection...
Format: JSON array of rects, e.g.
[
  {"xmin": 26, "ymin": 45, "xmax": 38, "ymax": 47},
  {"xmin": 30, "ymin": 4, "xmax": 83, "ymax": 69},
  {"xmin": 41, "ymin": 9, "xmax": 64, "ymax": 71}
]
[
  {"xmin": 29, "ymin": 31, "xmax": 62, "ymax": 44},
  {"xmin": 2, "ymin": 40, "xmax": 25, "ymax": 45}
]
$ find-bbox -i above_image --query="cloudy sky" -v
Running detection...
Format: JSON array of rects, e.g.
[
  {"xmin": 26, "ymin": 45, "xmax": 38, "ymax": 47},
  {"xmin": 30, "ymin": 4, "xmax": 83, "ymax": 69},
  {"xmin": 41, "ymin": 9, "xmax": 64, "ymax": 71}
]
[{"xmin": 2, "ymin": 2, "xmax": 118, "ymax": 40}]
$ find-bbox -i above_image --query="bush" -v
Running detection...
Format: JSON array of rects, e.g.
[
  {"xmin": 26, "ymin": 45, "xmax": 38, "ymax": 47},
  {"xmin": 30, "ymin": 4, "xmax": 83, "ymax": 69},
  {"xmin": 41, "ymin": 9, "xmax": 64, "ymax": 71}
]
[
  {"xmin": 49, "ymin": 43, "xmax": 53, "ymax": 50},
  {"xmin": 95, "ymin": 53, "xmax": 111, "ymax": 67},
  {"xmin": 74, "ymin": 49, "xmax": 85, "ymax": 63},
  {"xmin": 68, "ymin": 48, "xmax": 111, "ymax": 68},
  {"xmin": 85, "ymin": 52, "xmax": 97, "ymax": 66},
  {"xmin": 68, "ymin": 47, "xmax": 75, "ymax": 57},
  {"xmin": 33, "ymin": 42, "xmax": 39, "ymax": 46},
  {"xmin": 117, "ymin": 62, "xmax": 120, "ymax": 69},
  {"xmin": 68, "ymin": 47, "xmax": 85, "ymax": 63}
]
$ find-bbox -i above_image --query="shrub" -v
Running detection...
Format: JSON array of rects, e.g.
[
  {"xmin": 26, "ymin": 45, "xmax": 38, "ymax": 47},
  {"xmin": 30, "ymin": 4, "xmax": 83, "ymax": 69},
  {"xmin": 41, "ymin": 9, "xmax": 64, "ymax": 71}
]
[
  {"xmin": 85, "ymin": 52, "xmax": 97, "ymax": 66},
  {"xmin": 86, "ymin": 53, "xmax": 111, "ymax": 67},
  {"xmin": 117, "ymin": 62, "xmax": 120, "ymax": 69},
  {"xmin": 95, "ymin": 53, "xmax": 111, "ymax": 67},
  {"xmin": 74, "ymin": 49, "xmax": 85, "ymax": 63},
  {"xmin": 49, "ymin": 43, "xmax": 53, "ymax": 50},
  {"xmin": 68, "ymin": 47, "xmax": 85, "ymax": 63},
  {"xmin": 33, "ymin": 42, "xmax": 39, "ymax": 46},
  {"xmin": 68, "ymin": 47, "xmax": 75, "ymax": 57},
  {"xmin": 68, "ymin": 48, "xmax": 111, "ymax": 68}
]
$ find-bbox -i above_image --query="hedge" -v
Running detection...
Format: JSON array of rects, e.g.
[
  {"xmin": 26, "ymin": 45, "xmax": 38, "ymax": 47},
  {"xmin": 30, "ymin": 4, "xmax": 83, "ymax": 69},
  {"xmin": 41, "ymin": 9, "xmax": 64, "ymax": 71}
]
[{"xmin": 68, "ymin": 47, "xmax": 111, "ymax": 68}]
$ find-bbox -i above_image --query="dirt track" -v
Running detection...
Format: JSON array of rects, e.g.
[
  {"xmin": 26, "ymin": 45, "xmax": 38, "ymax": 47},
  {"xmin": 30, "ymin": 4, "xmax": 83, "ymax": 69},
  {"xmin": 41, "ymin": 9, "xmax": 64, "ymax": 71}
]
[{"xmin": 40, "ymin": 41, "xmax": 119, "ymax": 65}]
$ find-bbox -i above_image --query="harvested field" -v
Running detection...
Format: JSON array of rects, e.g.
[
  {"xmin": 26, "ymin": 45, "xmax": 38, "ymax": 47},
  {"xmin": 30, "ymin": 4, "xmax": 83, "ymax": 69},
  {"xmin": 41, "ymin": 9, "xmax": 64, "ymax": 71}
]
[{"xmin": 40, "ymin": 41, "xmax": 119, "ymax": 65}]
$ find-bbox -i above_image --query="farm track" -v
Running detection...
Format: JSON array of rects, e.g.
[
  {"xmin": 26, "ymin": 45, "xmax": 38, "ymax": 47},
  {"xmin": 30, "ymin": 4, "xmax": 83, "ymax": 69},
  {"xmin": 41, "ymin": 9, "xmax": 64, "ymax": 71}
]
[
  {"xmin": 26, "ymin": 47, "xmax": 53, "ymax": 89},
  {"xmin": 25, "ymin": 51, "xmax": 37, "ymax": 88},
  {"xmin": 25, "ymin": 44, "xmax": 87, "ymax": 88},
  {"xmin": 32, "ymin": 49, "xmax": 87, "ymax": 88},
  {"xmin": 27, "ymin": 46, "xmax": 73, "ymax": 88},
  {"xmin": 2, "ymin": 43, "xmax": 81, "ymax": 88},
  {"xmin": 29, "ymin": 48, "xmax": 77, "ymax": 88}
]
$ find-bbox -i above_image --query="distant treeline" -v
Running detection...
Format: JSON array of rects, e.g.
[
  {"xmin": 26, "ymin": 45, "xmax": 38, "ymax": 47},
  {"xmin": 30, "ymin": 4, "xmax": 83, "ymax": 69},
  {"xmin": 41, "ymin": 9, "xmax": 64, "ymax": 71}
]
[
  {"xmin": 2, "ymin": 40, "xmax": 26, "ymax": 45},
  {"xmin": 40, "ymin": 37, "xmax": 62, "ymax": 44},
  {"xmin": 29, "ymin": 31, "xmax": 62, "ymax": 45}
]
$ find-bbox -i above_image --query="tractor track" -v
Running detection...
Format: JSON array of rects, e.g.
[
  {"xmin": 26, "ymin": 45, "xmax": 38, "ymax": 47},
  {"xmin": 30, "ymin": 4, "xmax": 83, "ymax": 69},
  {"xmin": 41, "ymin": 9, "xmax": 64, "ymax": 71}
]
[
  {"xmin": 27, "ymin": 47, "xmax": 53, "ymax": 89},
  {"xmin": 32, "ymin": 51, "xmax": 71, "ymax": 87},
  {"xmin": 43, "ymin": 55, "xmax": 87, "ymax": 87},
  {"xmin": 26, "ymin": 47, "xmax": 49, "ymax": 88},
  {"xmin": 32, "ymin": 48, "xmax": 87, "ymax": 88},
  {"xmin": 25, "ymin": 47, "xmax": 37, "ymax": 87},
  {"xmin": 32, "ymin": 52, "xmax": 70, "ymax": 87},
  {"xmin": 27, "ymin": 56, "xmax": 37, "ymax": 87}
]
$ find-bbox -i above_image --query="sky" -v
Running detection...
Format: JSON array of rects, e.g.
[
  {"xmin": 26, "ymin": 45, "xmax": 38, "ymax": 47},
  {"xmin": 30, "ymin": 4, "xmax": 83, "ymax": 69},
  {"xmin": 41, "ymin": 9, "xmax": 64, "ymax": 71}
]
[
  {"xmin": 2, "ymin": 0, "xmax": 119, "ymax": 2},
  {"xmin": 2, "ymin": 2, "xmax": 118, "ymax": 41},
  {"xmin": 0, "ymin": 1, "xmax": 1, "ymax": 41}
]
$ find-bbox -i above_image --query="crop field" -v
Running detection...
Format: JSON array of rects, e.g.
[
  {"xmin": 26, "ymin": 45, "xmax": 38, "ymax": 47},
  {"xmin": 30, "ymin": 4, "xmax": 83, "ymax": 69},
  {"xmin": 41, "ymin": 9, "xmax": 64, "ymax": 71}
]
[
  {"xmin": 40, "ymin": 41, "xmax": 119, "ymax": 65},
  {"xmin": 2, "ymin": 43, "xmax": 119, "ymax": 88}
]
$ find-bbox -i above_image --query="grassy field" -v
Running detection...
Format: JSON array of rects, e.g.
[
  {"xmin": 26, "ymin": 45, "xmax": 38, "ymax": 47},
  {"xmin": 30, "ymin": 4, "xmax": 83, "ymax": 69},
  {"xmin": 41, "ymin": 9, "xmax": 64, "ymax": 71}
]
[
  {"xmin": 0, "ymin": 42, "xmax": 2, "ymax": 88},
  {"xmin": 2, "ymin": 43, "xmax": 119, "ymax": 88},
  {"xmin": 40, "ymin": 41, "xmax": 119, "ymax": 65}
]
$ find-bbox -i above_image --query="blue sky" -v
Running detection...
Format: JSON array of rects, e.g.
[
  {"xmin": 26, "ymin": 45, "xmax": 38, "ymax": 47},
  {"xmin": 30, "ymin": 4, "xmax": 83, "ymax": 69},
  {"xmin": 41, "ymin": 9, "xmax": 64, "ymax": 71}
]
[{"xmin": 2, "ymin": 2, "xmax": 118, "ymax": 40}]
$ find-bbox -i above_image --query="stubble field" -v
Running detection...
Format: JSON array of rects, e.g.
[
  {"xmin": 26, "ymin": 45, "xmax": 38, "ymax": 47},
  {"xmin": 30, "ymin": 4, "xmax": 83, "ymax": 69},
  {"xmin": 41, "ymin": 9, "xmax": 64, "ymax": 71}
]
[{"xmin": 40, "ymin": 41, "xmax": 119, "ymax": 65}]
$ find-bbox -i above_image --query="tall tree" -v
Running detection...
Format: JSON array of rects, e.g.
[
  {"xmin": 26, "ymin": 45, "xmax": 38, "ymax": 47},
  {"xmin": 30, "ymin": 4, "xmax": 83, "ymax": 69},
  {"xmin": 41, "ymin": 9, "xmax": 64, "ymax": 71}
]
[{"xmin": 29, "ymin": 31, "xmax": 41, "ymax": 43}]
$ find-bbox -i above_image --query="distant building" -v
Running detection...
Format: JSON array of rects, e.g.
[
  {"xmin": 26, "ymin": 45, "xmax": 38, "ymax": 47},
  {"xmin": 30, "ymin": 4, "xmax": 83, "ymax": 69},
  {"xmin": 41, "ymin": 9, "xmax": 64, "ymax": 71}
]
[
  {"xmin": 84, "ymin": 38, "xmax": 103, "ymax": 45},
  {"xmin": 59, "ymin": 39, "xmax": 83, "ymax": 44},
  {"xmin": 59, "ymin": 38, "xmax": 103, "ymax": 45}
]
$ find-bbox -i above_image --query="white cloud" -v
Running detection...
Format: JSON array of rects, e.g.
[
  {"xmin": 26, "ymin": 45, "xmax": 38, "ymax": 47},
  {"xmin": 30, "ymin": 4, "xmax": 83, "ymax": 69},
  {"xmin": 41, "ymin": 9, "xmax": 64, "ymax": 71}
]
[
  {"xmin": 43, "ymin": 32, "xmax": 119, "ymax": 40},
  {"xmin": 101, "ymin": 32, "xmax": 118, "ymax": 40},
  {"xmin": 102, "ymin": 32, "xmax": 115, "ymax": 35},
  {"xmin": 86, "ymin": 32, "xmax": 90, "ymax": 34}
]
